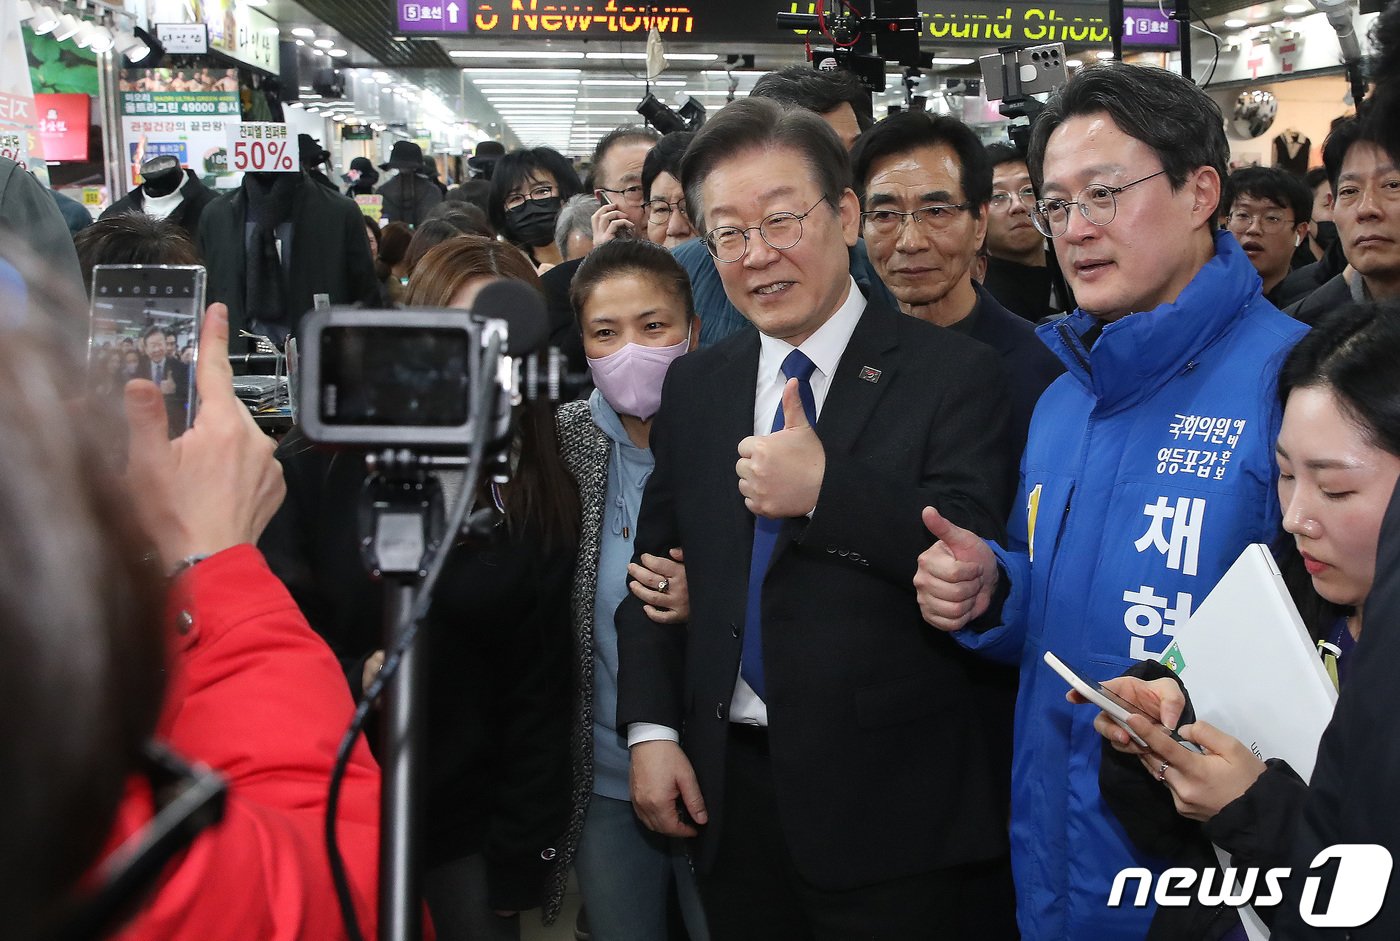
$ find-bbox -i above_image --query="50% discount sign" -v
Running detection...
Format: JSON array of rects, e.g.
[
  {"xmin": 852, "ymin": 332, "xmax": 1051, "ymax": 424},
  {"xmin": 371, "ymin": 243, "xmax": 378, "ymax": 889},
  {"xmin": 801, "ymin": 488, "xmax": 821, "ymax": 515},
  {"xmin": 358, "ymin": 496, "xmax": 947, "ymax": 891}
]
[{"xmin": 226, "ymin": 122, "xmax": 297, "ymax": 172}]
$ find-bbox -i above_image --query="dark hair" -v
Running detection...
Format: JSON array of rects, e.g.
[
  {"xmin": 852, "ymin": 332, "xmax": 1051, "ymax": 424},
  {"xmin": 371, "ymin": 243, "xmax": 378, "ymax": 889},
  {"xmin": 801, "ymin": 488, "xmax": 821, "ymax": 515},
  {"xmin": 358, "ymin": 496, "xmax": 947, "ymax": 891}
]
[
  {"xmin": 1275, "ymin": 300, "xmax": 1400, "ymax": 637},
  {"xmin": 641, "ymin": 131, "xmax": 694, "ymax": 202},
  {"xmin": 403, "ymin": 220, "xmax": 471, "ymax": 276},
  {"xmin": 423, "ymin": 200, "xmax": 494, "ymax": 238},
  {"xmin": 679, "ymin": 97, "xmax": 849, "ymax": 232},
  {"xmin": 569, "ymin": 238, "xmax": 696, "ymax": 326},
  {"xmin": 488, "ymin": 147, "xmax": 584, "ymax": 234},
  {"xmin": 590, "ymin": 125, "xmax": 660, "ymax": 189},
  {"xmin": 1319, "ymin": 114, "xmax": 1400, "ymax": 196},
  {"xmin": 377, "ymin": 221, "xmax": 412, "ymax": 268},
  {"xmin": 74, "ymin": 214, "xmax": 200, "ymax": 293},
  {"xmin": 984, "ymin": 142, "xmax": 1026, "ymax": 171},
  {"xmin": 1304, "ymin": 166, "xmax": 1330, "ymax": 192},
  {"xmin": 405, "ymin": 236, "xmax": 580, "ymax": 550},
  {"xmin": 1027, "ymin": 63, "xmax": 1229, "ymax": 216},
  {"xmin": 850, "ymin": 112, "xmax": 993, "ymax": 218},
  {"xmin": 445, "ymin": 178, "xmax": 492, "ymax": 216},
  {"xmin": 0, "ymin": 237, "xmax": 167, "ymax": 935},
  {"xmin": 361, "ymin": 213, "xmax": 380, "ymax": 244},
  {"xmin": 750, "ymin": 65, "xmax": 874, "ymax": 132},
  {"xmin": 1226, "ymin": 166, "xmax": 1313, "ymax": 225},
  {"xmin": 140, "ymin": 323, "xmax": 165, "ymax": 342}
]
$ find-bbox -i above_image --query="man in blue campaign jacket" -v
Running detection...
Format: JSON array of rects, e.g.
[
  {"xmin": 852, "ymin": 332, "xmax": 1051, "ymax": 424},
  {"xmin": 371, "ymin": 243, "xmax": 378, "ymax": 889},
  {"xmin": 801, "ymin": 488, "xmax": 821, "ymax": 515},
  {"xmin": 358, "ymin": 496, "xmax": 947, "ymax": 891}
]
[{"xmin": 913, "ymin": 64, "xmax": 1309, "ymax": 940}]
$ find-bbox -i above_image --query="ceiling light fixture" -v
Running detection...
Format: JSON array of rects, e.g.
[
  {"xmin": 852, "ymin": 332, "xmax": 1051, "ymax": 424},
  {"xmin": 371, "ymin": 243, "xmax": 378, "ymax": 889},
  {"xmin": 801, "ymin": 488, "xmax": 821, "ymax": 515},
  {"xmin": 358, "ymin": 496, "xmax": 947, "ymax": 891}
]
[
  {"xmin": 86, "ymin": 24, "xmax": 114, "ymax": 52},
  {"xmin": 291, "ymin": 27, "xmax": 315, "ymax": 37},
  {"xmin": 51, "ymin": 13, "xmax": 82, "ymax": 41},
  {"xmin": 329, "ymin": 48, "xmax": 348, "ymax": 57},
  {"xmin": 28, "ymin": 4, "xmax": 60, "ymax": 34},
  {"xmin": 314, "ymin": 38, "xmax": 335, "ymax": 48},
  {"xmin": 449, "ymin": 49, "xmax": 586, "ymax": 59},
  {"xmin": 1223, "ymin": 17, "xmax": 1247, "ymax": 28},
  {"xmin": 1282, "ymin": 1, "xmax": 1310, "ymax": 11}
]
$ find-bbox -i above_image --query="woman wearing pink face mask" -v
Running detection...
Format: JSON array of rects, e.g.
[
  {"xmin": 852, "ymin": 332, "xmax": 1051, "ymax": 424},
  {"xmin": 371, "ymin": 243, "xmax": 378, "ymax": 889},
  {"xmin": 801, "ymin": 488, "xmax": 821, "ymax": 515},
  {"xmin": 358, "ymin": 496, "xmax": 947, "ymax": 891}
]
[{"xmin": 550, "ymin": 239, "xmax": 710, "ymax": 940}]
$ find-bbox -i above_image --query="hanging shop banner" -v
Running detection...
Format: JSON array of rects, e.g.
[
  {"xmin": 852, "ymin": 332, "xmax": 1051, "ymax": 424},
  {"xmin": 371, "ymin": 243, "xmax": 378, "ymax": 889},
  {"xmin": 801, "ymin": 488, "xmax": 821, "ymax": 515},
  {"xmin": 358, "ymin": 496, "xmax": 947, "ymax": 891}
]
[
  {"xmin": 201, "ymin": 0, "xmax": 280, "ymax": 73},
  {"xmin": 226, "ymin": 122, "xmax": 296, "ymax": 173},
  {"xmin": 119, "ymin": 69, "xmax": 239, "ymax": 189},
  {"xmin": 157, "ymin": 23, "xmax": 211, "ymax": 55},
  {"xmin": 916, "ymin": 1, "xmax": 1111, "ymax": 46},
  {"xmin": 355, "ymin": 194, "xmax": 384, "ymax": 221},
  {"xmin": 34, "ymin": 92, "xmax": 89, "ymax": 162},
  {"xmin": 3, "ymin": 5, "xmax": 43, "ymax": 177}
]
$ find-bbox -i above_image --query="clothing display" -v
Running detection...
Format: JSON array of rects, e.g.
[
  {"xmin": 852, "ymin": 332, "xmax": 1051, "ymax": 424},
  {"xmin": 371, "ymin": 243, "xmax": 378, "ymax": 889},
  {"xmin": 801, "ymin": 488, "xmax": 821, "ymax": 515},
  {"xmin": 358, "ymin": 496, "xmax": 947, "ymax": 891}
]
[
  {"xmin": 1272, "ymin": 130, "xmax": 1311, "ymax": 177},
  {"xmin": 952, "ymin": 232, "xmax": 1309, "ymax": 940},
  {"xmin": 100, "ymin": 161, "xmax": 218, "ymax": 240},
  {"xmin": 197, "ymin": 171, "xmax": 381, "ymax": 351}
]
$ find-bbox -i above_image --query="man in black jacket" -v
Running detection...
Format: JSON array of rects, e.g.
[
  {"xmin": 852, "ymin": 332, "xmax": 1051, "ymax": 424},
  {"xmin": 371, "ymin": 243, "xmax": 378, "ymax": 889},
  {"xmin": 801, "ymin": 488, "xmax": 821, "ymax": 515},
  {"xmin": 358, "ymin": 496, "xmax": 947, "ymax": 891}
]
[
  {"xmin": 851, "ymin": 112, "xmax": 1064, "ymax": 465},
  {"xmin": 197, "ymin": 171, "xmax": 380, "ymax": 351},
  {"xmin": 616, "ymin": 97, "xmax": 1019, "ymax": 939}
]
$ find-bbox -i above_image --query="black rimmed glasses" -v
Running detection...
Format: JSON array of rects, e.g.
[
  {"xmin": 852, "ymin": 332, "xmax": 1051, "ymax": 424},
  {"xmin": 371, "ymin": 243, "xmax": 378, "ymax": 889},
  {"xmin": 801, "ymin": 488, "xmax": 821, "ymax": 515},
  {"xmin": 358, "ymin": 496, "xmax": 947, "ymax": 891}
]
[
  {"xmin": 1031, "ymin": 169, "xmax": 1168, "ymax": 238},
  {"xmin": 860, "ymin": 202, "xmax": 974, "ymax": 236},
  {"xmin": 646, "ymin": 197, "xmax": 689, "ymax": 226},
  {"xmin": 703, "ymin": 196, "xmax": 829, "ymax": 264},
  {"xmin": 504, "ymin": 183, "xmax": 558, "ymax": 212},
  {"xmin": 598, "ymin": 183, "xmax": 646, "ymax": 207}
]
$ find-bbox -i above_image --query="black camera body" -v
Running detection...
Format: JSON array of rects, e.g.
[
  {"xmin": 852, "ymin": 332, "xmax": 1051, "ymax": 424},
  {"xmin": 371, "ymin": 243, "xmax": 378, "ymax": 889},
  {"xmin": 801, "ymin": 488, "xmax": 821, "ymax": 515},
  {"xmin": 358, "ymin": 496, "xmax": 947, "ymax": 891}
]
[{"xmin": 298, "ymin": 307, "xmax": 515, "ymax": 451}]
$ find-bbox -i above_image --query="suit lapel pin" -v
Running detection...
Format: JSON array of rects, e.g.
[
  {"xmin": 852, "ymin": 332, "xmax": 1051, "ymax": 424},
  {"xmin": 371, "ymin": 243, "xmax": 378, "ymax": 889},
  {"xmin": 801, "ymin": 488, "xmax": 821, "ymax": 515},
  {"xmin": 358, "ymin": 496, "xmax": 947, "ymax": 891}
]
[{"xmin": 858, "ymin": 365, "xmax": 882, "ymax": 384}]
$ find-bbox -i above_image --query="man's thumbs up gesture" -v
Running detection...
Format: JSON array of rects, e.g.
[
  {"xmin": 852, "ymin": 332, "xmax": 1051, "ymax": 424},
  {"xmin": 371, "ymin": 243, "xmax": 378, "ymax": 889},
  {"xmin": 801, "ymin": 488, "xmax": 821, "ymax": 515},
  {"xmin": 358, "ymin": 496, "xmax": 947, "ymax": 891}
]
[
  {"xmin": 736, "ymin": 377, "xmax": 824, "ymax": 519},
  {"xmin": 914, "ymin": 507, "xmax": 999, "ymax": 632}
]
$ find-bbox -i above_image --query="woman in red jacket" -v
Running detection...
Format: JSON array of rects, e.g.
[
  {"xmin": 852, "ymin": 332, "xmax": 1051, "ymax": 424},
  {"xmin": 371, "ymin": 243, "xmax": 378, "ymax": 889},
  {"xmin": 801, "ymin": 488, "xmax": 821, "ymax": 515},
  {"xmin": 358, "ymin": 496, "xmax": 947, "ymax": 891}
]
[{"xmin": 0, "ymin": 244, "xmax": 381, "ymax": 940}]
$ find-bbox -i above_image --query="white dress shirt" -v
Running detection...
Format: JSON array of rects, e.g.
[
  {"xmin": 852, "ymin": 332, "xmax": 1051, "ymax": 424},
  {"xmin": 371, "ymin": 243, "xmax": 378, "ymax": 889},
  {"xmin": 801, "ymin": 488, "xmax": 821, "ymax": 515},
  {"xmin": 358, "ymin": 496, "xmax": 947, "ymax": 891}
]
[{"xmin": 629, "ymin": 277, "xmax": 867, "ymax": 746}]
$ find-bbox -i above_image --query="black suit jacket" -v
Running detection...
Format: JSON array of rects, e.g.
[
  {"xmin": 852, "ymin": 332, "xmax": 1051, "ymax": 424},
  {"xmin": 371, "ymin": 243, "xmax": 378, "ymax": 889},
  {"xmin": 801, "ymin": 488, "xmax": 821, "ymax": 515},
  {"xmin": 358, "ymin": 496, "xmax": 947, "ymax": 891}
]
[
  {"xmin": 963, "ymin": 283, "xmax": 1065, "ymax": 464},
  {"xmin": 616, "ymin": 297, "xmax": 1018, "ymax": 890},
  {"xmin": 197, "ymin": 175, "xmax": 381, "ymax": 352},
  {"xmin": 137, "ymin": 354, "xmax": 190, "ymax": 435},
  {"xmin": 1274, "ymin": 481, "xmax": 1400, "ymax": 939}
]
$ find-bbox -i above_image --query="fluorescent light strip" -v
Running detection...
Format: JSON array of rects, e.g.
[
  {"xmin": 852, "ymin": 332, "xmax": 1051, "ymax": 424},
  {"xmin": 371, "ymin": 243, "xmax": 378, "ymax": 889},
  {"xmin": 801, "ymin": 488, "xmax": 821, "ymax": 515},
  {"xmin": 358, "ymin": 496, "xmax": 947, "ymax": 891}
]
[
  {"xmin": 473, "ymin": 78, "xmax": 581, "ymax": 86},
  {"xmin": 574, "ymin": 109, "xmax": 648, "ymax": 115},
  {"xmin": 584, "ymin": 51, "xmax": 718, "ymax": 61},
  {"xmin": 581, "ymin": 79, "xmax": 685, "ymax": 87},
  {"xmin": 575, "ymin": 97, "xmax": 644, "ymax": 103},
  {"xmin": 449, "ymin": 49, "xmax": 585, "ymax": 59}
]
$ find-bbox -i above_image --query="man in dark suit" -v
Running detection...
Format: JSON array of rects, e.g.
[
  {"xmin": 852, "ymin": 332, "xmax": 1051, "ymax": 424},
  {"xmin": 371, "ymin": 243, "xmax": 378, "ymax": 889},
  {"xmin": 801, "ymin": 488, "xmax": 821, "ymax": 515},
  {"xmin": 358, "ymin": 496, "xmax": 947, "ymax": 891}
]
[
  {"xmin": 616, "ymin": 97, "xmax": 1020, "ymax": 938},
  {"xmin": 197, "ymin": 171, "xmax": 381, "ymax": 353},
  {"xmin": 136, "ymin": 323, "xmax": 189, "ymax": 436},
  {"xmin": 851, "ymin": 112, "xmax": 1065, "ymax": 469}
]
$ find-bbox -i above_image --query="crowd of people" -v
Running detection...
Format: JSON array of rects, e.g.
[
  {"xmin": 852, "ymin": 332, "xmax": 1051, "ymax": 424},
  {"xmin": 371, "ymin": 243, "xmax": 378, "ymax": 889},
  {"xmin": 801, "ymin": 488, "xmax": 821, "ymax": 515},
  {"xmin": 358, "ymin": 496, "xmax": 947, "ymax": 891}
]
[{"xmin": 6, "ymin": 8, "xmax": 1400, "ymax": 939}]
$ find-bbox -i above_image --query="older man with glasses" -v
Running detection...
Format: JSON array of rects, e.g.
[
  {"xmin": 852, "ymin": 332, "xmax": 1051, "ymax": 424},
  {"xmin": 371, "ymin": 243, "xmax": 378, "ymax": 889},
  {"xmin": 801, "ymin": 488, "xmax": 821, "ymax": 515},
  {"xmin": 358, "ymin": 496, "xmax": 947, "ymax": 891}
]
[
  {"xmin": 850, "ymin": 113, "xmax": 1063, "ymax": 460},
  {"xmin": 913, "ymin": 63, "xmax": 1309, "ymax": 941},
  {"xmin": 617, "ymin": 96, "xmax": 1019, "ymax": 939}
]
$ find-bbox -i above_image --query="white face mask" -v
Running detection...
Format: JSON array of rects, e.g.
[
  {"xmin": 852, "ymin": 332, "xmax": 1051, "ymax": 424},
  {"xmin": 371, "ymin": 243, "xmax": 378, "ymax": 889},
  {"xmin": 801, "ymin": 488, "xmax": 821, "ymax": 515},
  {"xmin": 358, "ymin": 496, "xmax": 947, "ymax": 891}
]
[{"xmin": 586, "ymin": 326, "xmax": 692, "ymax": 420}]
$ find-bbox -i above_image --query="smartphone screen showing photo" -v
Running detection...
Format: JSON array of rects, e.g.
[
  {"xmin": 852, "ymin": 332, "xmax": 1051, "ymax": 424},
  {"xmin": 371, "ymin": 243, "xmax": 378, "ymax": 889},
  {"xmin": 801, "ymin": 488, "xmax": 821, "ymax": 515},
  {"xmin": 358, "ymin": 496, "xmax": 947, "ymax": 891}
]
[{"xmin": 89, "ymin": 265, "xmax": 206, "ymax": 441}]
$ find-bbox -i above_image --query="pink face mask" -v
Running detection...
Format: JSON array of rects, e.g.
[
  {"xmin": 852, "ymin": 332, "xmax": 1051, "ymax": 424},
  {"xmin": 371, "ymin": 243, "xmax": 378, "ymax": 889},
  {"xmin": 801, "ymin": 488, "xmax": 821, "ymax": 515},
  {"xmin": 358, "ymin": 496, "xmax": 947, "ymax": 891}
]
[{"xmin": 586, "ymin": 328, "xmax": 692, "ymax": 420}]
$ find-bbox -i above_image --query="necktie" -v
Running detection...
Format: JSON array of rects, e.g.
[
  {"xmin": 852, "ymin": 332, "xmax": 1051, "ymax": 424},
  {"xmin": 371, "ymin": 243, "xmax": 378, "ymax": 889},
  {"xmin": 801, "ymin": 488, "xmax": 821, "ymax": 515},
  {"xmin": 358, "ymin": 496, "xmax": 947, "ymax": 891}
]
[
  {"xmin": 740, "ymin": 349, "xmax": 817, "ymax": 701},
  {"xmin": 153, "ymin": 361, "xmax": 163, "ymax": 383}
]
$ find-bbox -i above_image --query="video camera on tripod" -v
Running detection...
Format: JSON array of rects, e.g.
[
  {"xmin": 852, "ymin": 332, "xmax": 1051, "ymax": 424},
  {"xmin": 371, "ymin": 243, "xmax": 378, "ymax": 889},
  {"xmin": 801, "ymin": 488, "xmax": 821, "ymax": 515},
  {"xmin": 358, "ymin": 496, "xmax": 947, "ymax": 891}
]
[
  {"xmin": 774, "ymin": 0, "xmax": 922, "ymax": 92},
  {"xmin": 296, "ymin": 280, "xmax": 585, "ymax": 941}
]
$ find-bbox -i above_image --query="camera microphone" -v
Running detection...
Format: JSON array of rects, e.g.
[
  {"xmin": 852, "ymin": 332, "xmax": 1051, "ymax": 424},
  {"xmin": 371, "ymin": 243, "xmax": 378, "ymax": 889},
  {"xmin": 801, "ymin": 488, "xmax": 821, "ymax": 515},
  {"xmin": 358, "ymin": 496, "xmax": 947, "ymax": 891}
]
[{"xmin": 472, "ymin": 279, "xmax": 549, "ymax": 356}]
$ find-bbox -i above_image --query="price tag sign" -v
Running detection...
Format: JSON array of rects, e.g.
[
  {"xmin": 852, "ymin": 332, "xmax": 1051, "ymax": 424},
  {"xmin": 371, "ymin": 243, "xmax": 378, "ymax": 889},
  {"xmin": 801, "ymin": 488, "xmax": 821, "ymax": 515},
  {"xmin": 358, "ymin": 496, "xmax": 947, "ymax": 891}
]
[
  {"xmin": 0, "ymin": 131, "xmax": 28, "ymax": 169},
  {"xmin": 355, "ymin": 194, "xmax": 383, "ymax": 221},
  {"xmin": 225, "ymin": 122, "xmax": 296, "ymax": 173},
  {"xmin": 82, "ymin": 186, "xmax": 103, "ymax": 207}
]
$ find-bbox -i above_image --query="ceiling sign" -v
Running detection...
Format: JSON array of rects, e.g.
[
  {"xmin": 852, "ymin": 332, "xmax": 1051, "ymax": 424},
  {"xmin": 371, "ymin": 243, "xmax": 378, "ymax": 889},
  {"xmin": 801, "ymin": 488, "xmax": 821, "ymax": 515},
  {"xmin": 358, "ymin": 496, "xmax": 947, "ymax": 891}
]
[
  {"xmin": 399, "ymin": 0, "xmax": 472, "ymax": 34},
  {"xmin": 1123, "ymin": 4, "xmax": 1179, "ymax": 49},
  {"xmin": 916, "ymin": 1, "xmax": 1112, "ymax": 46}
]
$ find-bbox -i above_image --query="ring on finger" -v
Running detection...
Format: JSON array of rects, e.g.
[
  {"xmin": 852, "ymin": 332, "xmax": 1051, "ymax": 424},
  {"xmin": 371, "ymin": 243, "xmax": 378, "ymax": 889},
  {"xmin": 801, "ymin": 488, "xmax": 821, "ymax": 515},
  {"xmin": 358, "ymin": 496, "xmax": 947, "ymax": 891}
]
[
  {"xmin": 657, "ymin": 578, "xmax": 669, "ymax": 594},
  {"xmin": 1156, "ymin": 761, "xmax": 1170, "ymax": 782}
]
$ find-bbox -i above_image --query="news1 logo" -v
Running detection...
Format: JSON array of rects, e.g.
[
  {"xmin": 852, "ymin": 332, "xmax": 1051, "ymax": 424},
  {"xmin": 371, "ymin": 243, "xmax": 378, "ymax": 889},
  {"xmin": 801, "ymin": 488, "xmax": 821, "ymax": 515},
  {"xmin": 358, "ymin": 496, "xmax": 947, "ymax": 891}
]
[{"xmin": 1109, "ymin": 845, "xmax": 1393, "ymax": 927}]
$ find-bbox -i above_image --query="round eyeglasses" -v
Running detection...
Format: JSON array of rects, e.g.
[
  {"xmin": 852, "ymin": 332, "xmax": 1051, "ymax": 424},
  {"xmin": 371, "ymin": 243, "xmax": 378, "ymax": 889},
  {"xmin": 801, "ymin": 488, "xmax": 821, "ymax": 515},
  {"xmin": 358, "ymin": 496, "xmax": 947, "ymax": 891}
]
[
  {"xmin": 646, "ymin": 198, "xmax": 689, "ymax": 226},
  {"xmin": 703, "ymin": 196, "xmax": 829, "ymax": 264},
  {"xmin": 1031, "ymin": 169, "xmax": 1168, "ymax": 238},
  {"xmin": 860, "ymin": 203, "xmax": 973, "ymax": 236},
  {"xmin": 1224, "ymin": 209, "xmax": 1295, "ymax": 234},
  {"xmin": 989, "ymin": 186, "xmax": 1038, "ymax": 212}
]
